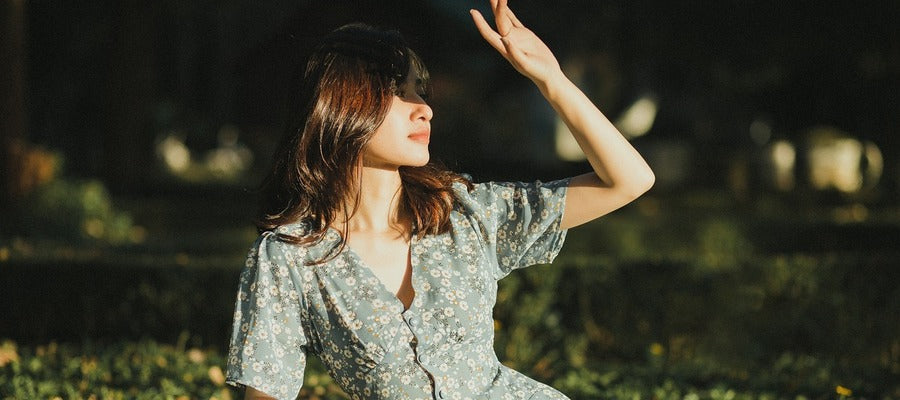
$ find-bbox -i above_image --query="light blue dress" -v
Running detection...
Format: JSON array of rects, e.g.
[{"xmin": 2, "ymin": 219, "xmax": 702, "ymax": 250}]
[{"xmin": 226, "ymin": 178, "xmax": 571, "ymax": 400}]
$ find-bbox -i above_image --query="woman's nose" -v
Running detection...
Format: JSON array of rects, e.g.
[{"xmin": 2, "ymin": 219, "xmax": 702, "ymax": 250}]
[{"xmin": 414, "ymin": 102, "xmax": 433, "ymax": 122}]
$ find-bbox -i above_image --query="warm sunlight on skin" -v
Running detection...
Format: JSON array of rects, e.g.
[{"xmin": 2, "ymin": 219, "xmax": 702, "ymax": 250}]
[
  {"xmin": 337, "ymin": 70, "xmax": 433, "ymax": 238},
  {"xmin": 362, "ymin": 72, "xmax": 433, "ymax": 171},
  {"xmin": 471, "ymin": 0, "xmax": 655, "ymax": 230},
  {"xmin": 243, "ymin": 386, "xmax": 276, "ymax": 400}
]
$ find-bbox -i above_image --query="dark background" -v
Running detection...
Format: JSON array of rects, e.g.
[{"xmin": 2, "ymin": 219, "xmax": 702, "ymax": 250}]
[{"xmin": 5, "ymin": 0, "xmax": 899, "ymax": 195}]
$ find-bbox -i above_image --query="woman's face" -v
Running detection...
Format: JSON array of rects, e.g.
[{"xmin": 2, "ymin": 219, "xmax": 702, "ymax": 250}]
[{"xmin": 362, "ymin": 70, "xmax": 433, "ymax": 169}]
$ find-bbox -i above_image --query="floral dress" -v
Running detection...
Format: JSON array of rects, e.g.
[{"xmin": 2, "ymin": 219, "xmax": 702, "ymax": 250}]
[{"xmin": 225, "ymin": 178, "xmax": 571, "ymax": 400}]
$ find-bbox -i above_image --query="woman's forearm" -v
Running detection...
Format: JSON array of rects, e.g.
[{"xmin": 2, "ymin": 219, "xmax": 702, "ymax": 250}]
[{"xmin": 537, "ymin": 71, "xmax": 655, "ymax": 196}]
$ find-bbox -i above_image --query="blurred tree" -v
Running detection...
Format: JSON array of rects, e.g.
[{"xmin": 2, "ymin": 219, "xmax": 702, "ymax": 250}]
[{"xmin": 1, "ymin": 0, "xmax": 29, "ymax": 229}]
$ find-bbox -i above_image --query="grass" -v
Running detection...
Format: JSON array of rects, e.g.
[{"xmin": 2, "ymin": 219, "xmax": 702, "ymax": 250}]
[{"xmin": 2, "ymin": 337, "xmax": 891, "ymax": 399}]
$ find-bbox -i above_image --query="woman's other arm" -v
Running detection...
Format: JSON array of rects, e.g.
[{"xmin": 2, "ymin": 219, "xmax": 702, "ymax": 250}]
[
  {"xmin": 471, "ymin": 0, "xmax": 655, "ymax": 230},
  {"xmin": 243, "ymin": 386, "xmax": 277, "ymax": 400}
]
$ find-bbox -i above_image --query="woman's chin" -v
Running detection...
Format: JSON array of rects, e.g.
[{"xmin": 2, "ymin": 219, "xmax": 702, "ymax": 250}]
[
  {"xmin": 409, "ymin": 154, "xmax": 430, "ymax": 167},
  {"xmin": 403, "ymin": 150, "xmax": 430, "ymax": 167}
]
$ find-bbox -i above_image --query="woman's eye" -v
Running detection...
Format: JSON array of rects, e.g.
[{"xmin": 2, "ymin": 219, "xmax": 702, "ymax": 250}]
[
  {"xmin": 394, "ymin": 80, "xmax": 428, "ymax": 101},
  {"xmin": 395, "ymin": 88, "xmax": 428, "ymax": 101}
]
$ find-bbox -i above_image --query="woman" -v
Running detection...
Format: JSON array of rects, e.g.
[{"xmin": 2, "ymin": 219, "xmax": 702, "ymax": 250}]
[{"xmin": 226, "ymin": 1, "xmax": 655, "ymax": 399}]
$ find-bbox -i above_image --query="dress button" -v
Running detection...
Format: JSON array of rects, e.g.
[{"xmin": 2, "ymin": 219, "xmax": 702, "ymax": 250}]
[
  {"xmin": 417, "ymin": 353, "xmax": 428, "ymax": 364},
  {"xmin": 408, "ymin": 316, "xmax": 418, "ymax": 327},
  {"xmin": 438, "ymin": 389, "xmax": 446, "ymax": 398}
]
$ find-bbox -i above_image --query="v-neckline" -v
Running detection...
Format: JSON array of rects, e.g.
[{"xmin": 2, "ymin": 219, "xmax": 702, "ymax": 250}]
[{"xmin": 327, "ymin": 226, "xmax": 420, "ymax": 314}]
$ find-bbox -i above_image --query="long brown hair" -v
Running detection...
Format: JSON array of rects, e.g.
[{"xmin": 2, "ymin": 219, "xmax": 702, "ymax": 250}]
[{"xmin": 256, "ymin": 23, "xmax": 471, "ymax": 263}]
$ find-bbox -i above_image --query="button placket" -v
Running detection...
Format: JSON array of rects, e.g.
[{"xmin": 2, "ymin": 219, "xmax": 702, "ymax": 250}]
[
  {"xmin": 405, "ymin": 310, "xmax": 447, "ymax": 399},
  {"xmin": 405, "ymin": 312, "xmax": 426, "ymax": 364}
]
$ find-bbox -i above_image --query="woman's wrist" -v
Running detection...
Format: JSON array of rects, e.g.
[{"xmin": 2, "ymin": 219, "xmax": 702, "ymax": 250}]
[
  {"xmin": 535, "ymin": 70, "xmax": 578, "ymax": 106},
  {"xmin": 532, "ymin": 68, "xmax": 569, "ymax": 96}
]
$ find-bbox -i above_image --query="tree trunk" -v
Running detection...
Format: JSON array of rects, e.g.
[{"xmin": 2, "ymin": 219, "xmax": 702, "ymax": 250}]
[{"xmin": 1, "ymin": 0, "xmax": 29, "ymax": 231}]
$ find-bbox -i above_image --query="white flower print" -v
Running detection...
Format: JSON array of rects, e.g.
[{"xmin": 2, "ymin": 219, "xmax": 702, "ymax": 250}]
[{"xmin": 226, "ymin": 179, "xmax": 571, "ymax": 400}]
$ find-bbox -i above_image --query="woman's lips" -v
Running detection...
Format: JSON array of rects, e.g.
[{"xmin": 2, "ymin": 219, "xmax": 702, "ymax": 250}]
[{"xmin": 408, "ymin": 131, "xmax": 430, "ymax": 144}]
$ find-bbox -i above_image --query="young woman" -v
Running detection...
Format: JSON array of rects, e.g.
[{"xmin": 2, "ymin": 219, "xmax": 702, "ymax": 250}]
[{"xmin": 226, "ymin": 1, "xmax": 654, "ymax": 399}]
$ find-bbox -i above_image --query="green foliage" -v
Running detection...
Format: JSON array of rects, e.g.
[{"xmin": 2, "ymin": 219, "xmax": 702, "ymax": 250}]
[
  {"xmin": 1, "ymin": 338, "xmax": 891, "ymax": 400},
  {"xmin": 0, "ymin": 337, "xmax": 341, "ymax": 400},
  {"xmin": 20, "ymin": 178, "xmax": 136, "ymax": 244},
  {"xmin": 490, "ymin": 197, "xmax": 899, "ymax": 398},
  {"xmin": 3, "ymin": 190, "xmax": 898, "ymax": 398},
  {"xmin": 0, "ymin": 337, "xmax": 233, "ymax": 399}
]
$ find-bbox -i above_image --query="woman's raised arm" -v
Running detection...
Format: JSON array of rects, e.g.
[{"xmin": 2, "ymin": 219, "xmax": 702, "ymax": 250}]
[{"xmin": 471, "ymin": 0, "xmax": 655, "ymax": 230}]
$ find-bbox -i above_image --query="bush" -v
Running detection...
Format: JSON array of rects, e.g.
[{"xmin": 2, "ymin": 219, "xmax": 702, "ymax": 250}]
[
  {"xmin": 20, "ymin": 178, "xmax": 137, "ymax": 245},
  {"xmin": 0, "ymin": 336, "xmax": 340, "ymax": 400},
  {"xmin": 2, "ymin": 337, "xmax": 892, "ymax": 399}
]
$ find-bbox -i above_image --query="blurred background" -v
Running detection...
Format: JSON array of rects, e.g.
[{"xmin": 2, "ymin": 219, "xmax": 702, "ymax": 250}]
[{"xmin": 1, "ymin": 0, "xmax": 898, "ymax": 398}]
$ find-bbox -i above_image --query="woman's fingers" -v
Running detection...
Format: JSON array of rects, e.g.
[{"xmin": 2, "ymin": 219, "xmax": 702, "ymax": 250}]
[
  {"xmin": 493, "ymin": 0, "xmax": 512, "ymax": 36},
  {"xmin": 470, "ymin": 9, "xmax": 507, "ymax": 57},
  {"xmin": 505, "ymin": 6, "xmax": 524, "ymax": 28},
  {"xmin": 473, "ymin": 0, "xmax": 547, "ymax": 79},
  {"xmin": 492, "ymin": 0, "xmax": 525, "ymax": 37},
  {"xmin": 473, "ymin": 0, "xmax": 562, "ymax": 84}
]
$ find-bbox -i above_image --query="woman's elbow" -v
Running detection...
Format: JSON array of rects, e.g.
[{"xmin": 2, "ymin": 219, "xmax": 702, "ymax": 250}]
[
  {"xmin": 639, "ymin": 170, "xmax": 656, "ymax": 193},
  {"xmin": 625, "ymin": 169, "xmax": 655, "ymax": 199}
]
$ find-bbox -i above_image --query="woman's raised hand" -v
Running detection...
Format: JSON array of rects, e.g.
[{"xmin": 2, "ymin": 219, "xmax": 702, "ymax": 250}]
[
  {"xmin": 473, "ymin": 1, "xmax": 655, "ymax": 230},
  {"xmin": 470, "ymin": 0, "xmax": 563, "ymax": 87}
]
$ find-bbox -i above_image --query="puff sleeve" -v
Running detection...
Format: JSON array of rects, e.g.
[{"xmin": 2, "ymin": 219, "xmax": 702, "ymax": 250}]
[
  {"xmin": 225, "ymin": 231, "xmax": 309, "ymax": 400},
  {"xmin": 459, "ymin": 178, "xmax": 570, "ymax": 280}
]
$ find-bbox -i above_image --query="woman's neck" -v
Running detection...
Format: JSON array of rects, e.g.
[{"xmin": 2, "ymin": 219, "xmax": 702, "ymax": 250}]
[{"xmin": 338, "ymin": 166, "xmax": 407, "ymax": 235}]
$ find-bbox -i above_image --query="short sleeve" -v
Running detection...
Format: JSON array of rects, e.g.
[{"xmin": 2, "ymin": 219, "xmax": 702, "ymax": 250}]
[
  {"xmin": 458, "ymin": 178, "xmax": 570, "ymax": 279},
  {"xmin": 225, "ymin": 231, "xmax": 309, "ymax": 400}
]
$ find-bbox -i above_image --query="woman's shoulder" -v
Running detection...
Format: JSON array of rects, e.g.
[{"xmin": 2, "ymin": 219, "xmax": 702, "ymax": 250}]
[
  {"xmin": 450, "ymin": 175, "xmax": 568, "ymax": 206},
  {"xmin": 273, "ymin": 219, "xmax": 314, "ymax": 237},
  {"xmin": 449, "ymin": 174, "xmax": 488, "ymax": 209},
  {"xmin": 449, "ymin": 175, "xmax": 524, "ymax": 224},
  {"xmin": 252, "ymin": 220, "xmax": 334, "ymax": 263}
]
